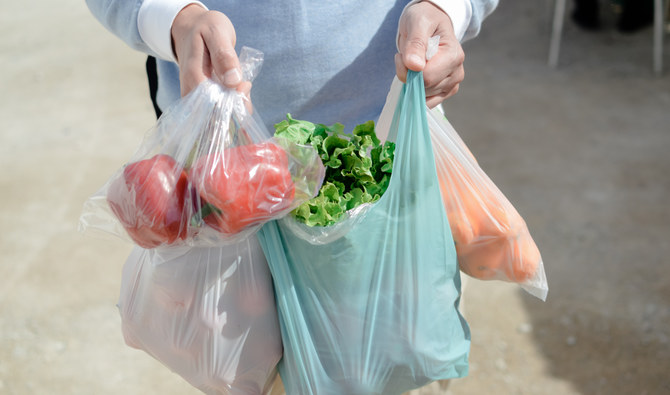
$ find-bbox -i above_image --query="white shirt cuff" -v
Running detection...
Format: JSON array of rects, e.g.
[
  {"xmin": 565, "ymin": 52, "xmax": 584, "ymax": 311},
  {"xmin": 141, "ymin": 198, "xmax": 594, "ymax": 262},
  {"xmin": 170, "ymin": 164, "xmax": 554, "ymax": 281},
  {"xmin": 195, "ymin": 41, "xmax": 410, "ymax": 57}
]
[
  {"xmin": 399, "ymin": 0, "xmax": 472, "ymax": 45},
  {"xmin": 428, "ymin": 0, "xmax": 472, "ymax": 41},
  {"xmin": 137, "ymin": 0, "xmax": 208, "ymax": 63}
]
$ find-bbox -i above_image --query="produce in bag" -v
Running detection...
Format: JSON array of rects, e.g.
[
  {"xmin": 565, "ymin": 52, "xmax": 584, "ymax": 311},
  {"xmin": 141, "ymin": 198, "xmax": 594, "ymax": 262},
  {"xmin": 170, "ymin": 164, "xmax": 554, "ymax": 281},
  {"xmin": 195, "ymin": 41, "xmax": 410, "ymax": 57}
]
[
  {"xmin": 188, "ymin": 141, "xmax": 297, "ymax": 235},
  {"xmin": 273, "ymin": 114, "xmax": 395, "ymax": 228},
  {"xmin": 257, "ymin": 71, "xmax": 470, "ymax": 395},
  {"xmin": 79, "ymin": 47, "xmax": 324, "ymax": 248},
  {"xmin": 376, "ymin": 75, "xmax": 547, "ymax": 301},
  {"xmin": 427, "ymin": 109, "xmax": 547, "ymax": 300},
  {"xmin": 118, "ymin": 238, "xmax": 282, "ymax": 394},
  {"xmin": 105, "ymin": 154, "xmax": 189, "ymax": 248}
]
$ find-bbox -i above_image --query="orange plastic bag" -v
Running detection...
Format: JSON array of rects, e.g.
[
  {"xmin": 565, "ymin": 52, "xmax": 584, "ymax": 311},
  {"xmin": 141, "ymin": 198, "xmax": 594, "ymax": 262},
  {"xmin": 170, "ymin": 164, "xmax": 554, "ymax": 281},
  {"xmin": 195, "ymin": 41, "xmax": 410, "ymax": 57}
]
[{"xmin": 428, "ymin": 109, "xmax": 547, "ymax": 300}]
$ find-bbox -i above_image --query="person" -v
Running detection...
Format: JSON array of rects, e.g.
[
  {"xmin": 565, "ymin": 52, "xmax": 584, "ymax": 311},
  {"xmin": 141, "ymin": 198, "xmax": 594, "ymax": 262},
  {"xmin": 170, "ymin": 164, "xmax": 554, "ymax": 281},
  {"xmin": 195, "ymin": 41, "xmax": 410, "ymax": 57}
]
[
  {"xmin": 85, "ymin": 1, "xmax": 498, "ymax": 393},
  {"xmin": 86, "ymin": 0, "xmax": 498, "ymax": 130}
]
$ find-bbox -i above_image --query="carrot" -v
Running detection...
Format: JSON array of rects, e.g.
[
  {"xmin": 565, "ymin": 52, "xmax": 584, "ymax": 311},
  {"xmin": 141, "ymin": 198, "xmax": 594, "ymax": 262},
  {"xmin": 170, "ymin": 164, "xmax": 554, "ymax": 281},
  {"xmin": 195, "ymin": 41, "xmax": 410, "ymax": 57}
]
[{"xmin": 435, "ymin": 139, "xmax": 540, "ymax": 284}]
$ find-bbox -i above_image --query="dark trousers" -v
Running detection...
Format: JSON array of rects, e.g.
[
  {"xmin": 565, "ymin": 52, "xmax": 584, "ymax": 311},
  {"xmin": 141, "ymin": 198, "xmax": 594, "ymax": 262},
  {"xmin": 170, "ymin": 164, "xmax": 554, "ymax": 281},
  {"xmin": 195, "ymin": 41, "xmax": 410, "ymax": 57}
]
[{"xmin": 146, "ymin": 56, "xmax": 162, "ymax": 119}]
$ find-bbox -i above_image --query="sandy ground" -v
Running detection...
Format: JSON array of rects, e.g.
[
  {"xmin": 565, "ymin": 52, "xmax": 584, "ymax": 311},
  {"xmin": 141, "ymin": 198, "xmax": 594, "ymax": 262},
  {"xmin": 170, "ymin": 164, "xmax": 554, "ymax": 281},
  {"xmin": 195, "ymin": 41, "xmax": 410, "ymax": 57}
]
[{"xmin": 1, "ymin": 1, "xmax": 669, "ymax": 394}]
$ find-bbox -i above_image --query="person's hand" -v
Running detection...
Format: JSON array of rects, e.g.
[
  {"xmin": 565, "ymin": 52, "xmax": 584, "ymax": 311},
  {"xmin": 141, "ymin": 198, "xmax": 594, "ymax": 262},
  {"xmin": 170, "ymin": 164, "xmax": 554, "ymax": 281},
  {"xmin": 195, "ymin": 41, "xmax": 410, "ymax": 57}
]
[
  {"xmin": 171, "ymin": 4, "xmax": 251, "ymax": 98},
  {"xmin": 396, "ymin": 1, "xmax": 465, "ymax": 108}
]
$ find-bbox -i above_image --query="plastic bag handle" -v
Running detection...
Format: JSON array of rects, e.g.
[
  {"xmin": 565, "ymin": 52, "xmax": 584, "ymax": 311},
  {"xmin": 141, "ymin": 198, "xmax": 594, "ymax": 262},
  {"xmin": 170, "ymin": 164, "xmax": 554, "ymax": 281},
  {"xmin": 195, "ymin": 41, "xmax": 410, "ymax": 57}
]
[
  {"xmin": 376, "ymin": 35, "xmax": 439, "ymax": 142},
  {"xmin": 239, "ymin": 46, "xmax": 264, "ymax": 82},
  {"xmin": 426, "ymin": 35, "xmax": 439, "ymax": 61}
]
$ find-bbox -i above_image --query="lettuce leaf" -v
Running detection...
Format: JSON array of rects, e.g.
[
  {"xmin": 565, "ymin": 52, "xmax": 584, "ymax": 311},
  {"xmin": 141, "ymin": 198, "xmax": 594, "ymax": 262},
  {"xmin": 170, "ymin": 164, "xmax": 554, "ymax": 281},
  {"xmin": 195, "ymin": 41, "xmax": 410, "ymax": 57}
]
[{"xmin": 274, "ymin": 114, "xmax": 395, "ymax": 227}]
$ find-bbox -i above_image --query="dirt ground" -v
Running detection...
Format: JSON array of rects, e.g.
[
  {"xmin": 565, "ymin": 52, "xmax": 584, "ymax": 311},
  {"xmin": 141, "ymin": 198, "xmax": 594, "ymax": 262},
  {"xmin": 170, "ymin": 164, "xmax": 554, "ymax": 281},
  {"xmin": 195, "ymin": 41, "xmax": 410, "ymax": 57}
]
[{"xmin": 1, "ymin": 1, "xmax": 669, "ymax": 394}]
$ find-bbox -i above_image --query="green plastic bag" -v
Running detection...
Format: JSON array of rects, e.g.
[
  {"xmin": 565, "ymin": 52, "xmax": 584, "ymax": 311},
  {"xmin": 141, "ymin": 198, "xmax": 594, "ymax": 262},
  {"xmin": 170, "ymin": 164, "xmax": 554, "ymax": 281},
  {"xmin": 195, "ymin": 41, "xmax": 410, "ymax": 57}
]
[{"xmin": 257, "ymin": 71, "xmax": 470, "ymax": 395}]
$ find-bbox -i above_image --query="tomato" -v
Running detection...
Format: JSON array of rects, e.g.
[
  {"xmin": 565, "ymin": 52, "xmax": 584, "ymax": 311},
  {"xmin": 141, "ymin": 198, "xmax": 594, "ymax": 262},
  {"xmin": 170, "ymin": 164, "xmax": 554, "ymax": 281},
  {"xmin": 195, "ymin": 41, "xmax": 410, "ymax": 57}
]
[
  {"xmin": 107, "ymin": 154, "xmax": 189, "ymax": 248},
  {"xmin": 189, "ymin": 142, "xmax": 295, "ymax": 235}
]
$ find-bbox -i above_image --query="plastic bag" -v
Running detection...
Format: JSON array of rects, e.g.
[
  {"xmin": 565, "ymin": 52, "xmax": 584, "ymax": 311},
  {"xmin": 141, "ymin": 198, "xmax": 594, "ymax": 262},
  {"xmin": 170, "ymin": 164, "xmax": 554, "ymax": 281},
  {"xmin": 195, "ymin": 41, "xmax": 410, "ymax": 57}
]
[
  {"xmin": 427, "ymin": 110, "xmax": 548, "ymax": 300},
  {"xmin": 118, "ymin": 237, "xmax": 282, "ymax": 395},
  {"xmin": 257, "ymin": 71, "xmax": 470, "ymax": 395},
  {"xmin": 376, "ymin": 75, "xmax": 548, "ymax": 301},
  {"xmin": 79, "ymin": 47, "xmax": 324, "ymax": 248}
]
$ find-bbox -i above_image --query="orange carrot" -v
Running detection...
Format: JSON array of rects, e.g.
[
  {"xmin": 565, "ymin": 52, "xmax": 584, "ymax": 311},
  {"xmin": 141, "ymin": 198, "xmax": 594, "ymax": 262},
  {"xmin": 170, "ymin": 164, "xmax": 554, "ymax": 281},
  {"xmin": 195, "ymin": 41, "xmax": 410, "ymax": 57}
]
[{"xmin": 435, "ymin": 135, "xmax": 540, "ymax": 284}]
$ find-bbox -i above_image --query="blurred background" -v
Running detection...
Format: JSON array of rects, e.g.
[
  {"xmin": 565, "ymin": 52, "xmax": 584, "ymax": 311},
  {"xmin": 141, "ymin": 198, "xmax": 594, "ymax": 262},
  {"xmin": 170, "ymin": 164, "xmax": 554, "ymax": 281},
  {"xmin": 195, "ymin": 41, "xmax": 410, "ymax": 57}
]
[{"xmin": 1, "ymin": 0, "xmax": 669, "ymax": 394}]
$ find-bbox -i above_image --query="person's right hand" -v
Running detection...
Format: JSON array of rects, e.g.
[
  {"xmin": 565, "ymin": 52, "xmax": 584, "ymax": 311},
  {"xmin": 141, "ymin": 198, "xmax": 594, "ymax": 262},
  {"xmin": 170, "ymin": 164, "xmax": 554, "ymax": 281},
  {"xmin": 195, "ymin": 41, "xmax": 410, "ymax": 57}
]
[{"xmin": 171, "ymin": 4, "xmax": 249, "ymax": 97}]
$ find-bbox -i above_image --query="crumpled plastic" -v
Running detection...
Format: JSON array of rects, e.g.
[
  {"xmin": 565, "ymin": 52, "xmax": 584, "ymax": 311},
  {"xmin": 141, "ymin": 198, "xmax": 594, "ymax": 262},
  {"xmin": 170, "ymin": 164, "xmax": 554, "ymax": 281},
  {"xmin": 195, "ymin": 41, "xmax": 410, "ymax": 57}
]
[
  {"xmin": 79, "ymin": 47, "xmax": 324, "ymax": 248},
  {"xmin": 428, "ymin": 109, "xmax": 548, "ymax": 300},
  {"xmin": 257, "ymin": 71, "xmax": 471, "ymax": 395},
  {"xmin": 118, "ymin": 238, "xmax": 282, "ymax": 395}
]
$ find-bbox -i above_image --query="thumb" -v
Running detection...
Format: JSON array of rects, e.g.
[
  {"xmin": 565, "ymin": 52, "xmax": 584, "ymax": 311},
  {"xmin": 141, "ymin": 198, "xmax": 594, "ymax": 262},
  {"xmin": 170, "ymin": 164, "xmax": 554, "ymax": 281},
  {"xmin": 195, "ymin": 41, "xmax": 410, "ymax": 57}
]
[{"xmin": 400, "ymin": 27, "xmax": 430, "ymax": 72}]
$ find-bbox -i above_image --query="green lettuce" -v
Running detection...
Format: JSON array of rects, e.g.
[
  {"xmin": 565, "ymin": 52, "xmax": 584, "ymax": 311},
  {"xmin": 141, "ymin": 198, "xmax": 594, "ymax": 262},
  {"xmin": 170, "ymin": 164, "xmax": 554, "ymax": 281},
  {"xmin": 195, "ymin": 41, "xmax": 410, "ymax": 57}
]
[{"xmin": 274, "ymin": 114, "xmax": 395, "ymax": 227}]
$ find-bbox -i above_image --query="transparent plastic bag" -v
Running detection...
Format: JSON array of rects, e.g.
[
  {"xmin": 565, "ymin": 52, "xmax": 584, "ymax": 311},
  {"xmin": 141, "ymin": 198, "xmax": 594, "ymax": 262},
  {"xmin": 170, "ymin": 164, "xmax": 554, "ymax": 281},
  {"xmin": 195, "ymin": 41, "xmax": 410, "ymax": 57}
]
[
  {"xmin": 257, "ymin": 71, "xmax": 470, "ymax": 395},
  {"xmin": 79, "ymin": 47, "xmax": 324, "ymax": 248},
  {"xmin": 377, "ymin": 73, "xmax": 548, "ymax": 301},
  {"xmin": 118, "ymin": 237, "xmax": 282, "ymax": 395},
  {"xmin": 428, "ymin": 110, "xmax": 548, "ymax": 301}
]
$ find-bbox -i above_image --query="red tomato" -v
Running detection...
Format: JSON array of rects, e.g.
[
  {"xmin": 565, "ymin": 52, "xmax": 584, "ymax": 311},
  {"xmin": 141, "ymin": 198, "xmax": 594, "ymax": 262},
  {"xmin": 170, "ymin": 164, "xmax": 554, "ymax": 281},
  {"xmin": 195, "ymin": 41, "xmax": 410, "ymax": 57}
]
[
  {"xmin": 189, "ymin": 142, "xmax": 295, "ymax": 235},
  {"xmin": 107, "ymin": 154, "xmax": 189, "ymax": 248}
]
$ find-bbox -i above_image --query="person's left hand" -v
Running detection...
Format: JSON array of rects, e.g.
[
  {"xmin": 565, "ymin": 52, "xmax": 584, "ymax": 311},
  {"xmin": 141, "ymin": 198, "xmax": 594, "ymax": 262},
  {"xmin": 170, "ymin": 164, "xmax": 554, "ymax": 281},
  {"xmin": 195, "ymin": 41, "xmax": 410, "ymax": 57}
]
[{"xmin": 396, "ymin": 1, "xmax": 465, "ymax": 108}]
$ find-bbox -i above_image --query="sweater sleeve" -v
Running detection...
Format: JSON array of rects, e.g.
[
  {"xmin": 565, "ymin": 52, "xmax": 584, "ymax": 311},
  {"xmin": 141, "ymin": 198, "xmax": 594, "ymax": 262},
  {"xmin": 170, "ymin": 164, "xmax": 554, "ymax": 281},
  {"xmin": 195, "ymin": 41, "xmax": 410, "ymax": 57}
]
[
  {"xmin": 400, "ymin": 0, "xmax": 498, "ymax": 43},
  {"xmin": 84, "ymin": 0, "xmax": 206, "ymax": 62},
  {"xmin": 85, "ymin": 0, "xmax": 153, "ymax": 55},
  {"xmin": 460, "ymin": 0, "xmax": 499, "ymax": 42},
  {"xmin": 425, "ymin": 0, "xmax": 472, "ymax": 41}
]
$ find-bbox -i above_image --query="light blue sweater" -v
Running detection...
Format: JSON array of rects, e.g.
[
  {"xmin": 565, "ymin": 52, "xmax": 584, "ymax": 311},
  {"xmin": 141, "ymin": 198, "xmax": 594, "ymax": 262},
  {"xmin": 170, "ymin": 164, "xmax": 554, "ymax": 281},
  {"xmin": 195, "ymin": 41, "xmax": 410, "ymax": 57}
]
[{"xmin": 86, "ymin": 0, "xmax": 497, "ymax": 130}]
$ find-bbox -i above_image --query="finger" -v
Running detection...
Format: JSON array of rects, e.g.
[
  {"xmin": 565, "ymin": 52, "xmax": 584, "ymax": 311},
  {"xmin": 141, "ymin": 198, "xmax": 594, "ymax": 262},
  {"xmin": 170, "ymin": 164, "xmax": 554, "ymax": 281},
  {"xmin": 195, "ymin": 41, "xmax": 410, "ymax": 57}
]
[
  {"xmin": 424, "ymin": 65, "xmax": 464, "ymax": 98},
  {"xmin": 426, "ymin": 83, "xmax": 459, "ymax": 108},
  {"xmin": 236, "ymin": 80, "xmax": 252, "ymax": 96},
  {"xmin": 425, "ymin": 95, "xmax": 445, "ymax": 109},
  {"xmin": 201, "ymin": 14, "xmax": 241, "ymax": 88},
  {"xmin": 423, "ymin": 45, "xmax": 465, "ymax": 90},
  {"xmin": 394, "ymin": 52, "xmax": 408, "ymax": 83},
  {"xmin": 236, "ymin": 80, "xmax": 253, "ymax": 114},
  {"xmin": 445, "ymin": 83, "xmax": 460, "ymax": 99},
  {"xmin": 178, "ymin": 37, "xmax": 209, "ymax": 96},
  {"xmin": 399, "ymin": 21, "xmax": 432, "ymax": 72}
]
